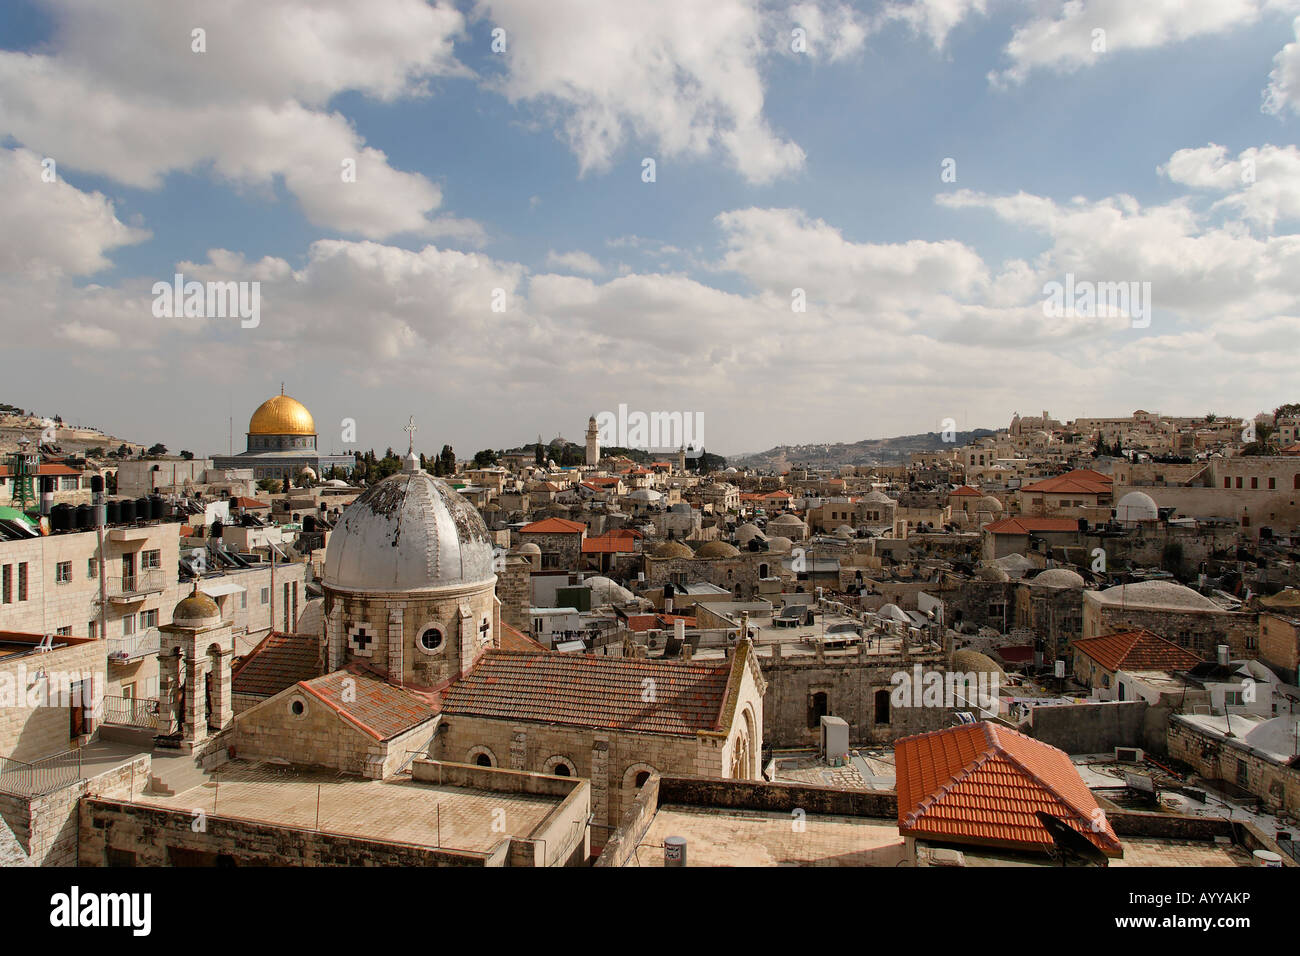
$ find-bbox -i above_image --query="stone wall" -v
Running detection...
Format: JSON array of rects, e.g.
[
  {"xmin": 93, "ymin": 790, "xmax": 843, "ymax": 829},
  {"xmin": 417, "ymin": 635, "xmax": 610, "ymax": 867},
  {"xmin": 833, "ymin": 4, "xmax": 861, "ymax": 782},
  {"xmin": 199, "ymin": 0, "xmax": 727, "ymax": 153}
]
[
  {"xmin": 1082, "ymin": 600, "xmax": 1257, "ymax": 659},
  {"xmin": 0, "ymin": 753, "xmax": 149, "ymax": 866},
  {"xmin": 78, "ymin": 798, "xmax": 502, "ymax": 866},
  {"xmin": 1027, "ymin": 700, "xmax": 1158, "ymax": 754},
  {"xmin": 0, "ymin": 638, "xmax": 106, "ymax": 761},
  {"xmin": 1168, "ymin": 718, "xmax": 1300, "ymax": 816}
]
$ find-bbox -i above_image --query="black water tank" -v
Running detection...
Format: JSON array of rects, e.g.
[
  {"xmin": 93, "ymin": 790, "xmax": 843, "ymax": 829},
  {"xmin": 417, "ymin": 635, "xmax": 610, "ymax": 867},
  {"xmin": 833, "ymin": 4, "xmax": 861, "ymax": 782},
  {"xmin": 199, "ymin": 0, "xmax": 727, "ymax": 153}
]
[
  {"xmin": 75, "ymin": 504, "xmax": 93, "ymax": 530},
  {"xmin": 104, "ymin": 499, "xmax": 121, "ymax": 524},
  {"xmin": 135, "ymin": 497, "xmax": 150, "ymax": 521},
  {"xmin": 50, "ymin": 503, "xmax": 72, "ymax": 532},
  {"xmin": 118, "ymin": 499, "xmax": 135, "ymax": 522},
  {"xmin": 148, "ymin": 496, "xmax": 164, "ymax": 521}
]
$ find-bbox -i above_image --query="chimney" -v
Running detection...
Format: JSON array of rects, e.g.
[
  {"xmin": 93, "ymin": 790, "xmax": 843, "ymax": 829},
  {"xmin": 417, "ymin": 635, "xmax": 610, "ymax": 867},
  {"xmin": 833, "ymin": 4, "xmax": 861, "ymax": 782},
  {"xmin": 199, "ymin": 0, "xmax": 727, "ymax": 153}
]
[
  {"xmin": 1216, "ymin": 644, "xmax": 1230, "ymax": 666},
  {"xmin": 681, "ymin": 642, "xmax": 693, "ymax": 662}
]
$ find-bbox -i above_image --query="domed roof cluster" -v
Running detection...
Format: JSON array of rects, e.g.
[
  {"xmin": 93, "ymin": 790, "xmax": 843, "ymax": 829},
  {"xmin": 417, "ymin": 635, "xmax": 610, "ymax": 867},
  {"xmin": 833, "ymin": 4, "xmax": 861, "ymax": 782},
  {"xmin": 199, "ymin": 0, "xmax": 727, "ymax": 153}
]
[
  {"xmin": 1094, "ymin": 580, "xmax": 1220, "ymax": 610},
  {"xmin": 1030, "ymin": 568, "xmax": 1086, "ymax": 589},
  {"xmin": 323, "ymin": 463, "xmax": 495, "ymax": 592},
  {"xmin": 249, "ymin": 392, "xmax": 316, "ymax": 436},
  {"xmin": 652, "ymin": 540, "xmax": 694, "ymax": 559},
  {"xmin": 696, "ymin": 540, "xmax": 740, "ymax": 558},
  {"xmin": 975, "ymin": 565, "xmax": 1011, "ymax": 582}
]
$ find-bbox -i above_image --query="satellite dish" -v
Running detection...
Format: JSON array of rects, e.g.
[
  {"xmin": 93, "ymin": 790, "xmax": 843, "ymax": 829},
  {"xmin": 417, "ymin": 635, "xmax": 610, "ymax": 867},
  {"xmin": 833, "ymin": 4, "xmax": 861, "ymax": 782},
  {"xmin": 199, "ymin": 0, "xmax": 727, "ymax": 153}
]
[{"xmin": 1034, "ymin": 812, "xmax": 1110, "ymax": 867}]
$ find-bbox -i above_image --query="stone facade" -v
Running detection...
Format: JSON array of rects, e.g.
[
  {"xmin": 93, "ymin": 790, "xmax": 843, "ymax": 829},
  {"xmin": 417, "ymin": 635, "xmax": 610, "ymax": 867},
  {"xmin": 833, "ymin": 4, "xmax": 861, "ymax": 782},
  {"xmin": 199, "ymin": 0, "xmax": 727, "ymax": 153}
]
[
  {"xmin": 0, "ymin": 636, "xmax": 104, "ymax": 761},
  {"xmin": 1168, "ymin": 718, "xmax": 1300, "ymax": 816}
]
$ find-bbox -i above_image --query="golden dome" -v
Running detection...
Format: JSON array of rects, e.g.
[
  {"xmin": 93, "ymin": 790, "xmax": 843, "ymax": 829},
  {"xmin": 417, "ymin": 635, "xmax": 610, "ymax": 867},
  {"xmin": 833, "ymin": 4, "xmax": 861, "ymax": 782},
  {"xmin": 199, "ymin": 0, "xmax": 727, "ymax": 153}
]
[{"xmin": 249, "ymin": 392, "xmax": 316, "ymax": 436}]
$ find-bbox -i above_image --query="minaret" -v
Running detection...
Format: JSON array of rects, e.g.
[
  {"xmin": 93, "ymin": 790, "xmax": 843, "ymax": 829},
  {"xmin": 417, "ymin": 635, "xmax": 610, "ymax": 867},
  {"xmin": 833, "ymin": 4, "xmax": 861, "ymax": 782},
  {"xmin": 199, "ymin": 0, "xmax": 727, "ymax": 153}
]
[
  {"xmin": 677, "ymin": 445, "xmax": 687, "ymax": 474},
  {"xmin": 586, "ymin": 415, "xmax": 600, "ymax": 467}
]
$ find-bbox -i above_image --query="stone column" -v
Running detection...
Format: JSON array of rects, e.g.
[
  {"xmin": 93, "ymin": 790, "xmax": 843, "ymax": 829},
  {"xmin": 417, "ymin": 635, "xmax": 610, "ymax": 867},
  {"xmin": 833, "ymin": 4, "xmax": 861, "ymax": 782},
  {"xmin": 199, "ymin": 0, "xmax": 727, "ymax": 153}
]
[
  {"xmin": 387, "ymin": 606, "xmax": 404, "ymax": 685},
  {"xmin": 590, "ymin": 735, "xmax": 610, "ymax": 829},
  {"xmin": 183, "ymin": 656, "xmax": 207, "ymax": 746},
  {"xmin": 209, "ymin": 649, "xmax": 232, "ymax": 732}
]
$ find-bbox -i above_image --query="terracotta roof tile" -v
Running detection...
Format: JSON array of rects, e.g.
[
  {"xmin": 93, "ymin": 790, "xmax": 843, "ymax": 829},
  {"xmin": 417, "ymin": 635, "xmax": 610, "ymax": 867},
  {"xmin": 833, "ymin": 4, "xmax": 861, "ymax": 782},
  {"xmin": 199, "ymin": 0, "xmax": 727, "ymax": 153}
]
[
  {"xmin": 520, "ymin": 517, "xmax": 587, "ymax": 534},
  {"xmin": 442, "ymin": 649, "xmax": 731, "ymax": 737},
  {"xmin": 498, "ymin": 622, "xmax": 547, "ymax": 653},
  {"xmin": 895, "ymin": 721, "xmax": 1122, "ymax": 857},
  {"xmin": 1071, "ymin": 629, "xmax": 1203, "ymax": 673},
  {"xmin": 297, "ymin": 666, "xmax": 439, "ymax": 741},
  {"xmin": 232, "ymin": 632, "xmax": 322, "ymax": 698},
  {"xmin": 984, "ymin": 517, "xmax": 1081, "ymax": 534}
]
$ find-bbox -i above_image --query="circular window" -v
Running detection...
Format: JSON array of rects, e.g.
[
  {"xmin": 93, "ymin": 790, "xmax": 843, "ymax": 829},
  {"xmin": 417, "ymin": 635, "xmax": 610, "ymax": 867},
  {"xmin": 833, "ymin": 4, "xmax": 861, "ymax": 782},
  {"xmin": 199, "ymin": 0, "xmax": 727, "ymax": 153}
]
[
  {"xmin": 289, "ymin": 697, "xmax": 307, "ymax": 718},
  {"xmin": 419, "ymin": 627, "xmax": 444, "ymax": 653}
]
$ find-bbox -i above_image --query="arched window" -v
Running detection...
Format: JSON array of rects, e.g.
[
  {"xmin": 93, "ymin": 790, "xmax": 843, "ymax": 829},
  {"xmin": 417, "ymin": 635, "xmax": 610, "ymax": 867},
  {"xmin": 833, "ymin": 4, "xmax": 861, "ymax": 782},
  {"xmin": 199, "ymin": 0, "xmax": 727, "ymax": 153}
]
[
  {"xmin": 552, "ymin": 764, "xmax": 570, "ymax": 777},
  {"xmin": 475, "ymin": 753, "xmax": 492, "ymax": 767},
  {"xmin": 874, "ymin": 689, "xmax": 890, "ymax": 724},
  {"xmin": 635, "ymin": 771, "xmax": 651, "ymax": 788}
]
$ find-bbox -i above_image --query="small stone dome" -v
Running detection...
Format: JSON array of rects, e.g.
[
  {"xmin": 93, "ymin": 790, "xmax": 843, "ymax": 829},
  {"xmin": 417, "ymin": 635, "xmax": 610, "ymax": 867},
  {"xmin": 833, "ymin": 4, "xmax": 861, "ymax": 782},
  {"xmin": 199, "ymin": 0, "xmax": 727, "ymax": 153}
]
[
  {"xmin": 861, "ymin": 490, "xmax": 893, "ymax": 504},
  {"xmin": 951, "ymin": 649, "xmax": 1005, "ymax": 676},
  {"xmin": 976, "ymin": 496, "xmax": 1003, "ymax": 514},
  {"xmin": 173, "ymin": 587, "xmax": 221, "ymax": 625},
  {"xmin": 1116, "ymin": 491, "xmax": 1159, "ymax": 523},
  {"xmin": 876, "ymin": 603, "xmax": 909, "ymax": 623},
  {"xmin": 584, "ymin": 575, "xmax": 634, "ymax": 605},
  {"xmin": 764, "ymin": 536, "xmax": 793, "ymax": 553},
  {"xmin": 769, "ymin": 513, "xmax": 806, "ymax": 528},
  {"xmin": 834, "ymin": 524, "xmax": 855, "ymax": 538},
  {"xmin": 1030, "ymin": 568, "xmax": 1086, "ymax": 589},
  {"xmin": 653, "ymin": 540, "xmax": 694, "ymax": 559},
  {"xmin": 696, "ymin": 540, "xmax": 740, "ymax": 558},
  {"xmin": 976, "ymin": 565, "xmax": 1011, "ymax": 582},
  {"xmin": 518, "ymin": 542, "xmax": 542, "ymax": 556},
  {"xmin": 734, "ymin": 522, "xmax": 762, "ymax": 545}
]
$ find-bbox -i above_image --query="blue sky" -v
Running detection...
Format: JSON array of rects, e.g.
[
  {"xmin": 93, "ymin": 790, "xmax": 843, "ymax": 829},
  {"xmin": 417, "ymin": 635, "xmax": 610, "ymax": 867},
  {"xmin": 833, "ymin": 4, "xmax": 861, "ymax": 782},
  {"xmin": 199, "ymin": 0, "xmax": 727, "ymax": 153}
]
[{"xmin": 2, "ymin": 0, "xmax": 1300, "ymax": 458}]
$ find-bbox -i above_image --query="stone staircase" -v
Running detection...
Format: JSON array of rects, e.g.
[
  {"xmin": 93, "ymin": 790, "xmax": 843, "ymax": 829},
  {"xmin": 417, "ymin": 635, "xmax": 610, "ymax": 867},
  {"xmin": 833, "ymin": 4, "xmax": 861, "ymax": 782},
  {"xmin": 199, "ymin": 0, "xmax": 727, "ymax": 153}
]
[{"xmin": 146, "ymin": 751, "xmax": 211, "ymax": 797}]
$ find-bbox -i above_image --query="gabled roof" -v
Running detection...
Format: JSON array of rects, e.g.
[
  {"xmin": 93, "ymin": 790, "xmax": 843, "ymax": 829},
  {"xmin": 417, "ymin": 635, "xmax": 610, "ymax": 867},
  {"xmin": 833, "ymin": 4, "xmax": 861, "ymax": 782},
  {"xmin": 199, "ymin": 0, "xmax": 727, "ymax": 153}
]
[
  {"xmin": 624, "ymin": 613, "xmax": 697, "ymax": 633},
  {"xmin": 230, "ymin": 496, "xmax": 269, "ymax": 509},
  {"xmin": 582, "ymin": 529, "xmax": 642, "ymax": 553},
  {"xmin": 232, "ymin": 631, "xmax": 322, "ymax": 698},
  {"xmin": 442, "ymin": 649, "xmax": 732, "ymax": 737},
  {"xmin": 498, "ymin": 621, "xmax": 547, "ymax": 653},
  {"xmin": 294, "ymin": 665, "xmax": 440, "ymax": 741},
  {"xmin": 0, "ymin": 463, "xmax": 81, "ymax": 477},
  {"xmin": 1021, "ymin": 475, "xmax": 1110, "ymax": 495},
  {"xmin": 896, "ymin": 721, "xmax": 1122, "ymax": 857},
  {"xmin": 984, "ymin": 517, "xmax": 1080, "ymax": 534},
  {"xmin": 1071, "ymin": 629, "xmax": 1202, "ymax": 673},
  {"xmin": 949, "ymin": 485, "xmax": 982, "ymax": 496},
  {"xmin": 519, "ymin": 517, "xmax": 587, "ymax": 534}
]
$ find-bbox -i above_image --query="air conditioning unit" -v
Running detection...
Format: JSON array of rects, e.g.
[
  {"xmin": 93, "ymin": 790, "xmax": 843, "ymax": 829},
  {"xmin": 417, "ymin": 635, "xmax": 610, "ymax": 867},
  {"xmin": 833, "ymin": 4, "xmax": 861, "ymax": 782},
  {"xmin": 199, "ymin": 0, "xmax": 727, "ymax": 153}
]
[{"xmin": 1114, "ymin": 746, "xmax": 1144, "ymax": 762}]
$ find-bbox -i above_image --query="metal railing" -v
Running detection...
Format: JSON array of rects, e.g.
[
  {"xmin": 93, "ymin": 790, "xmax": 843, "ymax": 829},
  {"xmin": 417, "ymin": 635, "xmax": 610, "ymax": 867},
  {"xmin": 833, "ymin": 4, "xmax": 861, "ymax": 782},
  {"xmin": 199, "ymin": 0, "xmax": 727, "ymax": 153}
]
[
  {"xmin": 100, "ymin": 695, "xmax": 173, "ymax": 733},
  {"xmin": 0, "ymin": 748, "xmax": 82, "ymax": 797},
  {"xmin": 106, "ymin": 569, "xmax": 168, "ymax": 598},
  {"xmin": 107, "ymin": 628, "xmax": 160, "ymax": 663}
]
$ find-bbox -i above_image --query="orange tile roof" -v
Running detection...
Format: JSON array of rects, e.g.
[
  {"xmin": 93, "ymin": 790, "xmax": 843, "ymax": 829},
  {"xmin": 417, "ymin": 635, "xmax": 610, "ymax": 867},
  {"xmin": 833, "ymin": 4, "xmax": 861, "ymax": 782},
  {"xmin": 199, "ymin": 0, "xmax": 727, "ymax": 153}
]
[
  {"xmin": 1021, "ymin": 475, "xmax": 1109, "ymax": 495},
  {"xmin": 520, "ymin": 517, "xmax": 587, "ymax": 534},
  {"xmin": 0, "ymin": 463, "xmax": 81, "ymax": 477},
  {"xmin": 230, "ymin": 495, "xmax": 269, "ymax": 509},
  {"xmin": 949, "ymin": 486, "xmax": 982, "ymax": 496},
  {"xmin": 582, "ymin": 529, "xmax": 643, "ymax": 553},
  {"xmin": 442, "ymin": 649, "xmax": 731, "ymax": 736},
  {"xmin": 1071, "ymin": 629, "xmax": 1203, "ymax": 673},
  {"xmin": 295, "ymin": 665, "xmax": 440, "ymax": 741},
  {"xmin": 498, "ymin": 621, "xmax": 547, "ymax": 653},
  {"xmin": 624, "ymin": 613, "xmax": 697, "ymax": 633},
  {"xmin": 984, "ymin": 517, "xmax": 1081, "ymax": 534},
  {"xmin": 895, "ymin": 722, "xmax": 1122, "ymax": 857},
  {"xmin": 232, "ymin": 632, "xmax": 322, "ymax": 698}
]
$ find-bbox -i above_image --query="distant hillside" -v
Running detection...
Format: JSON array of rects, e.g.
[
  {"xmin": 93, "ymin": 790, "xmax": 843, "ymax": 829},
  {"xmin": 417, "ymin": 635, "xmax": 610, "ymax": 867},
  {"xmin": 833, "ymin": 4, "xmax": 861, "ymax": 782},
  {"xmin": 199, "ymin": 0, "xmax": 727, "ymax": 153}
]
[
  {"xmin": 732, "ymin": 429, "xmax": 996, "ymax": 470},
  {"xmin": 0, "ymin": 407, "xmax": 144, "ymax": 459}
]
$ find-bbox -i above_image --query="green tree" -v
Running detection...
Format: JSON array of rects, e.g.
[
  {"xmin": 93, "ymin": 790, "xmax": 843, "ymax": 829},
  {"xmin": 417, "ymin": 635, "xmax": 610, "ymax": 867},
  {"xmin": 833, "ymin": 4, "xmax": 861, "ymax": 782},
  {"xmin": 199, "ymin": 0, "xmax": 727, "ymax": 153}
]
[
  {"xmin": 179, "ymin": 449, "xmax": 194, "ymax": 460},
  {"xmin": 257, "ymin": 478, "xmax": 281, "ymax": 494},
  {"xmin": 439, "ymin": 444, "xmax": 456, "ymax": 476},
  {"xmin": 147, "ymin": 443, "xmax": 168, "ymax": 457},
  {"xmin": 473, "ymin": 449, "xmax": 499, "ymax": 468}
]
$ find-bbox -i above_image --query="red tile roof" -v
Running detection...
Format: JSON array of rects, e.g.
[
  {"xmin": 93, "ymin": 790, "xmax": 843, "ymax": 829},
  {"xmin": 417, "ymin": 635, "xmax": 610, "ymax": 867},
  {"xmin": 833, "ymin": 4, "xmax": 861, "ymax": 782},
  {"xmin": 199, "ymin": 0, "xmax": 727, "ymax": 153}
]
[
  {"xmin": 1071, "ymin": 629, "xmax": 1203, "ymax": 673},
  {"xmin": 582, "ymin": 529, "xmax": 643, "ymax": 553},
  {"xmin": 232, "ymin": 632, "xmax": 322, "ymax": 698},
  {"xmin": 1021, "ymin": 476, "xmax": 1110, "ymax": 495},
  {"xmin": 230, "ymin": 496, "xmax": 269, "ymax": 509},
  {"xmin": 520, "ymin": 517, "xmax": 587, "ymax": 534},
  {"xmin": 949, "ymin": 486, "xmax": 982, "ymax": 496},
  {"xmin": 296, "ymin": 665, "xmax": 439, "ymax": 740},
  {"xmin": 442, "ymin": 650, "xmax": 732, "ymax": 737},
  {"xmin": 0, "ymin": 463, "xmax": 81, "ymax": 477},
  {"xmin": 984, "ymin": 517, "xmax": 1081, "ymax": 534},
  {"xmin": 498, "ymin": 622, "xmax": 547, "ymax": 653},
  {"xmin": 896, "ymin": 722, "xmax": 1122, "ymax": 857}
]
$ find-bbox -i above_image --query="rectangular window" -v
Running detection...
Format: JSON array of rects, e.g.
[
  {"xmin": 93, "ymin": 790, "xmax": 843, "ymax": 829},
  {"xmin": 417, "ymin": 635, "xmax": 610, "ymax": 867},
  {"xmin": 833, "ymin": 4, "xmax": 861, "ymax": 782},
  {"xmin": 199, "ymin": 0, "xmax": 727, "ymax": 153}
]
[
  {"xmin": 55, "ymin": 626, "xmax": 72, "ymax": 636},
  {"xmin": 2, "ymin": 564, "xmax": 11, "ymax": 604},
  {"xmin": 140, "ymin": 609, "xmax": 158, "ymax": 629},
  {"xmin": 141, "ymin": 549, "xmax": 161, "ymax": 570},
  {"xmin": 261, "ymin": 587, "xmax": 269, "ymax": 604},
  {"xmin": 240, "ymin": 592, "xmax": 247, "ymax": 610},
  {"xmin": 88, "ymin": 557, "xmax": 98, "ymax": 578},
  {"xmin": 1251, "ymin": 477, "xmax": 1258, "ymax": 489},
  {"xmin": 122, "ymin": 614, "xmax": 136, "ymax": 637},
  {"xmin": 56, "ymin": 561, "xmax": 72, "ymax": 584},
  {"xmin": 1269, "ymin": 477, "xmax": 1276, "ymax": 489},
  {"xmin": 88, "ymin": 620, "xmax": 97, "ymax": 639},
  {"xmin": 17, "ymin": 563, "xmax": 27, "ymax": 601},
  {"xmin": 1236, "ymin": 477, "xmax": 1243, "ymax": 489},
  {"xmin": 1224, "ymin": 477, "xmax": 1231, "ymax": 488}
]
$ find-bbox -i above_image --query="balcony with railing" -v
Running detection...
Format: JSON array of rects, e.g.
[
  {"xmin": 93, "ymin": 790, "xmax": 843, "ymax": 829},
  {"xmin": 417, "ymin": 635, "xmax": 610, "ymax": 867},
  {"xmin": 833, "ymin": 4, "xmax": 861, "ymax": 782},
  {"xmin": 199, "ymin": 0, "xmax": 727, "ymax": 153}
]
[
  {"xmin": 107, "ymin": 627, "xmax": 160, "ymax": 664},
  {"xmin": 105, "ymin": 568, "xmax": 168, "ymax": 602},
  {"xmin": 0, "ymin": 748, "xmax": 81, "ymax": 797},
  {"xmin": 99, "ymin": 695, "xmax": 175, "ymax": 734}
]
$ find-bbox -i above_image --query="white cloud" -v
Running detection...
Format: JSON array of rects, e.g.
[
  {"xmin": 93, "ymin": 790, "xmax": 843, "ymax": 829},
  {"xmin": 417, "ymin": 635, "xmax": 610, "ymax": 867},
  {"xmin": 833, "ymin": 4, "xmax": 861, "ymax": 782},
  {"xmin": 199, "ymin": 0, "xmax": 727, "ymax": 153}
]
[
  {"xmin": 473, "ymin": 0, "xmax": 806, "ymax": 184},
  {"xmin": 0, "ymin": 0, "xmax": 476, "ymax": 240},
  {"xmin": 545, "ymin": 250, "xmax": 605, "ymax": 274},
  {"xmin": 1160, "ymin": 143, "xmax": 1300, "ymax": 230},
  {"xmin": 0, "ymin": 147, "xmax": 150, "ymax": 279},
  {"xmin": 991, "ymin": 0, "xmax": 1271, "ymax": 87},
  {"xmin": 883, "ymin": 0, "xmax": 988, "ymax": 48},
  {"xmin": 1264, "ymin": 15, "xmax": 1300, "ymax": 114}
]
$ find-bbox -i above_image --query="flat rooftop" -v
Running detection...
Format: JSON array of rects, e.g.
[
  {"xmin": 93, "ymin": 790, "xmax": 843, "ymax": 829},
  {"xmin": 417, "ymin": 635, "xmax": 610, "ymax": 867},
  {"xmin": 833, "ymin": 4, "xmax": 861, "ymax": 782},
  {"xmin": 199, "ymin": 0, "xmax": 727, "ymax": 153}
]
[
  {"xmin": 638, "ymin": 804, "xmax": 905, "ymax": 867},
  {"xmin": 135, "ymin": 760, "xmax": 563, "ymax": 852}
]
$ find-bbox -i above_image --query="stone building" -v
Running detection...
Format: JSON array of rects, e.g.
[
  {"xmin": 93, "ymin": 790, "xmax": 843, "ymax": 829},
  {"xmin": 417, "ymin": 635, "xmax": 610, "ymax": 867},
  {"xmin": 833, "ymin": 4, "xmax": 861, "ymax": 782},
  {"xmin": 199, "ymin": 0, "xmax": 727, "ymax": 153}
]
[
  {"xmin": 1081, "ymin": 581, "xmax": 1257, "ymax": 659},
  {"xmin": 516, "ymin": 517, "xmax": 586, "ymax": 570}
]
